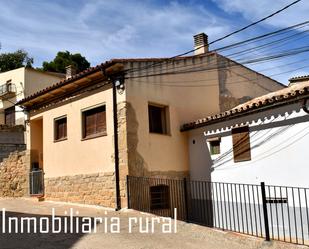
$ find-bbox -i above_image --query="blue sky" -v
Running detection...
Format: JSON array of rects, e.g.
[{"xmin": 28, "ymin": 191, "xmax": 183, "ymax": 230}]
[{"xmin": 0, "ymin": 0, "xmax": 308, "ymax": 84}]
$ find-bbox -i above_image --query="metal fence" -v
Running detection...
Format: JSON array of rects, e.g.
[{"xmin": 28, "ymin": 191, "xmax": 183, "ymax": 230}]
[
  {"xmin": 29, "ymin": 170, "xmax": 44, "ymax": 196},
  {"xmin": 127, "ymin": 176, "xmax": 309, "ymax": 246}
]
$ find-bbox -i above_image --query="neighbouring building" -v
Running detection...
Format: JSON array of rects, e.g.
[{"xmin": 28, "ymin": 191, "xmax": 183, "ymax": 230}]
[
  {"xmin": 0, "ymin": 67, "xmax": 63, "ymax": 126},
  {"xmin": 16, "ymin": 33, "xmax": 285, "ymax": 209},
  {"xmin": 183, "ymin": 75, "xmax": 309, "ymax": 187},
  {"xmin": 0, "ymin": 67, "xmax": 63, "ymax": 163},
  {"xmin": 0, "ymin": 67, "xmax": 63, "ymax": 197}
]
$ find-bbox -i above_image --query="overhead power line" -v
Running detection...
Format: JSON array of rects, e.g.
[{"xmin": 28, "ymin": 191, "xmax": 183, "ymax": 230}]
[
  {"xmin": 125, "ymin": 45, "xmax": 309, "ymax": 80},
  {"xmin": 130, "ymin": 57, "xmax": 309, "ymax": 85},
  {"xmin": 214, "ymin": 21, "xmax": 309, "ymax": 53},
  {"xmin": 226, "ymin": 28, "xmax": 309, "ymax": 59},
  {"xmin": 214, "ymin": 123, "xmax": 309, "ymax": 170},
  {"xmin": 126, "ymin": 64, "xmax": 308, "ymax": 89},
  {"xmin": 126, "ymin": 21, "xmax": 309, "ymax": 76},
  {"xmin": 180, "ymin": 0, "xmax": 303, "ymax": 56},
  {"xmin": 213, "ymin": 122, "xmax": 294, "ymax": 166},
  {"xmin": 126, "ymin": 0, "xmax": 303, "ymax": 75}
]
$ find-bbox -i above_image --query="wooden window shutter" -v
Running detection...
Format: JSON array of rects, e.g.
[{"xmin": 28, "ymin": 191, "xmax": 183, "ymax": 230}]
[
  {"xmin": 232, "ymin": 126, "xmax": 251, "ymax": 162},
  {"xmin": 96, "ymin": 109, "xmax": 106, "ymax": 133},
  {"xmin": 85, "ymin": 111, "xmax": 95, "ymax": 137},
  {"xmin": 5, "ymin": 107, "xmax": 15, "ymax": 126},
  {"xmin": 83, "ymin": 105, "xmax": 106, "ymax": 138},
  {"xmin": 55, "ymin": 117, "xmax": 67, "ymax": 141},
  {"xmin": 57, "ymin": 122, "xmax": 63, "ymax": 139},
  {"xmin": 63, "ymin": 121, "xmax": 67, "ymax": 138}
]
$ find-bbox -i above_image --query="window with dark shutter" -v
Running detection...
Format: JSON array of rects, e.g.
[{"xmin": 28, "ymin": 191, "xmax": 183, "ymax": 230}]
[
  {"xmin": 82, "ymin": 105, "xmax": 106, "ymax": 139},
  {"xmin": 148, "ymin": 104, "xmax": 169, "ymax": 134},
  {"xmin": 232, "ymin": 126, "xmax": 251, "ymax": 162},
  {"xmin": 4, "ymin": 106, "xmax": 15, "ymax": 126},
  {"xmin": 54, "ymin": 116, "xmax": 67, "ymax": 141},
  {"xmin": 150, "ymin": 185, "xmax": 170, "ymax": 210}
]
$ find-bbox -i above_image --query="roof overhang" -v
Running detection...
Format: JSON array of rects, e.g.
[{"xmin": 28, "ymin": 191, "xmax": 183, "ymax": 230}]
[{"xmin": 17, "ymin": 62, "xmax": 124, "ymax": 109}]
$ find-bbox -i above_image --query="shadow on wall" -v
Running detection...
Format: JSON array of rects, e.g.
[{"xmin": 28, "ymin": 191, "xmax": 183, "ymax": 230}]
[
  {"xmin": 126, "ymin": 102, "xmax": 189, "ymax": 178},
  {"xmin": 206, "ymin": 105, "xmax": 309, "ymax": 170},
  {"xmin": 0, "ymin": 125, "xmax": 25, "ymax": 163},
  {"xmin": 190, "ymin": 135, "xmax": 213, "ymax": 182},
  {"xmin": 204, "ymin": 146, "xmax": 213, "ymax": 181},
  {"xmin": 188, "ymin": 136, "xmax": 214, "ymax": 226},
  {"xmin": 216, "ymin": 54, "xmax": 284, "ymax": 113},
  {"xmin": 0, "ymin": 210, "xmax": 99, "ymax": 249},
  {"xmin": 126, "ymin": 102, "xmax": 149, "ymax": 177}
]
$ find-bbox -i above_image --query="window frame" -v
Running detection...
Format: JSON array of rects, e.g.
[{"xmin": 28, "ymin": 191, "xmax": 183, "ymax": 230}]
[
  {"xmin": 232, "ymin": 126, "xmax": 251, "ymax": 163},
  {"xmin": 81, "ymin": 104, "xmax": 107, "ymax": 140},
  {"xmin": 4, "ymin": 106, "xmax": 15, "ymax": 126},
  {"xmin": 54, "ymin": 115, "xmax": 67, "ymax": 142},
  {"xmin": 207, "ymin": 137, "xmax": 221, "ymax": 155},
  {"xmin": 148, "ymin": 103, "xmax": 170, "ymax": 135},
  {"xmin": 149, "ymin": 185, "xmax": 170, "ymax": 210}
]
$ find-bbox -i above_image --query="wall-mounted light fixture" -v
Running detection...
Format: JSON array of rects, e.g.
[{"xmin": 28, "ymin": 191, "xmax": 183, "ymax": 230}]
[{"xmin": 113, "ymin": 76, "xmax": 125, "ymax": 94}]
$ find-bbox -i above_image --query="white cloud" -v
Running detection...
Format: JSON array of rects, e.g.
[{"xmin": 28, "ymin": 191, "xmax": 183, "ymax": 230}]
[
  {"xmin": 0, "ymin": 0, "xmax": 231, "ymax": 67},
  {"xmin": 213, "ymin": 0, "xmax": 309, "ymax": 27},
  {"xmin": 0, "ymin": 0, "xmax": 307, "ymax": 83}
]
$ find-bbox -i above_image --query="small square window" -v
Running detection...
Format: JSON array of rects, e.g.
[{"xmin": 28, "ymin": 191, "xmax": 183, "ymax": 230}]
[
  {"xmin": 82, "ymin": 105, "xmax": 106, "ymax": 139},
  {"xmin": 150, "ymin": 185, "xmax": 170, "ymax": 210},
  {"xmin": 54, "ymin": 116, "xmax": 67, "ymax": 141},
  {"xmin": 207, "ymin": 137, "xmax": 221, "ymax": 155},
  {"xmin": 210, "ymin": 140, "xmax": 221, "ymax": 155},
  {"xmin": 148, "ymin": 104, "xmax": 169, "ymax": 134}
]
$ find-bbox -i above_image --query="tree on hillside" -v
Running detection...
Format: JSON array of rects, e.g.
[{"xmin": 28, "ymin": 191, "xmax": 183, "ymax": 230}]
[
  {"xmin": 0, "ymin": 50, "xmax": 33, "ymax": 73},
  {"xmin": 42, "ymin": 51, "xmax": 90, "ymax": 73}
]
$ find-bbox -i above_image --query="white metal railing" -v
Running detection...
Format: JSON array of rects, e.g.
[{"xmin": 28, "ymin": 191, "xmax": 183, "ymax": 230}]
[{"xmin": 0, "ymin": 83, "xmax": 16, "ymax": 97}]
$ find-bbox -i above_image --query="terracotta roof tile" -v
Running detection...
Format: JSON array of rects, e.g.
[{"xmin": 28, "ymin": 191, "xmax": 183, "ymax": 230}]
[
  {"xmin": 17, "ymin": 61, "xmax": 115, "ymax": 105},
  {"xmin": 181, "ymin": 81, "xmax": 309, "ymax": 131},
  {"xmin": 289, "ymin": 75, "xmax": 309, "ymax": 82}
]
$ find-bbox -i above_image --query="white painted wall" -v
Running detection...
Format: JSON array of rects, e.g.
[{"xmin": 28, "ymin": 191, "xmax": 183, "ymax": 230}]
[
  {"xmin": 0, "ymin": 67, "xmax": 62, "ymax": 125},
  {"xmin": 188, "ymin": 100, "xmax": 309, "ymax": 188}
]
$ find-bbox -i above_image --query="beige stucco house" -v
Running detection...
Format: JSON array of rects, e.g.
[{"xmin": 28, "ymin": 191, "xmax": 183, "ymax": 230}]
[
  {"xmin": 17, "ymin": 33, "xmax": 285, "ymax": 210},
  {"xmin": 0, "ymin": 67, "xmax": 63, "ymax": 126}
]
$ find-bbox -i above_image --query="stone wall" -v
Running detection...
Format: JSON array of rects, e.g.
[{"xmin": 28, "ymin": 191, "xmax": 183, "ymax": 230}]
[
  {"xmin": 0, "ymin": 151, "xmax": 29, "ymax": 197},
  {"xmin": 44, "ymin": 172, "xmax": 116, "ymax": 208},
  {"xmin": 0, "ymin": 125, "xmax": 26, "ymax": 162},
  {"xmin": 0, "ymin": 144, "xmax": 26, "ymax": 163},
  {"xmin": 117, "ymin": 101, "xmax": 129, "ymax": 208}
]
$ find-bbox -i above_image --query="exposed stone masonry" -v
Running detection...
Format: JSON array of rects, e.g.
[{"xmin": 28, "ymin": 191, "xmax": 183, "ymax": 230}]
[
  {"xmin": 44, "ymin": 172, "xmax": 117, "ymax": 208},
  {"xmin": 0, "ymin": 151, "xmax": 29, "ymax": 197},
  {"xmin": 0, "ymin": 125, "xmax": 25, "ymax": 162},
  {"xmin": 117, "ymin": 101, "xmax": 129, "ymax": 208}
]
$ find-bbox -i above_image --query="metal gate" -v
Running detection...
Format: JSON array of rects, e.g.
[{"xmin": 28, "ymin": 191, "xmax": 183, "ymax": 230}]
[
  {"xmin": 29, "ymin": 170, "xmax": 44, "ymax": 196},
  {"xmin": 127, "ymin": 175, "xmax": 309, "ymax": 246}
]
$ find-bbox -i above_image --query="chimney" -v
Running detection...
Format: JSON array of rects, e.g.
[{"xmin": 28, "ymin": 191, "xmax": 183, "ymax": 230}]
[
  {"xmin": 65, "ymin": 65, "xmax": 77, "ymax": 79},
  {"xmin": 193, "ymin": 33, "xmax": 209, "ymax": 55}
]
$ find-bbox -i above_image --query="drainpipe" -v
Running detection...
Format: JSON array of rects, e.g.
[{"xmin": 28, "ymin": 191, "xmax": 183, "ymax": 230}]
[
  {"xmin": 102, "ymin": 65, "xmax": 124, "ymax": 211},
  {"xmin": 112, "ymin": 78, "xmax": 121, "ymax": 211}
]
